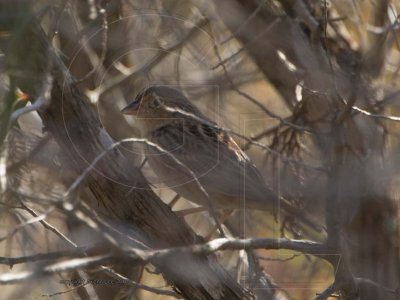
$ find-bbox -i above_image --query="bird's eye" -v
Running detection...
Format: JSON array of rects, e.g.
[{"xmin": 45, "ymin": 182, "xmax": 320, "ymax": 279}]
[{"xmin": 149, "ymin": 97, "xmax": 162, "ymax": 109}]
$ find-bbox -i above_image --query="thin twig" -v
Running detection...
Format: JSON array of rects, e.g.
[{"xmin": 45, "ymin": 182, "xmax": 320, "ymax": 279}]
[
  {"xmin": 219, "ymin": 0, "xmax": 268, "ymax": 45},
  {"xmin": 63, "ymin": 136, "xmax": 227, "ymax": 237},
  {"xmin": 352, "ymin": 105, "xmax": 400, "ymax": 122},
  {"xmin": 0, "ymin": 254, "xmax": 111, "ymax": 284},
  {"xmin": 76, "ymin": 6, "xmax": 108, "ymax": 83},
  {"xmin": 209, "ymin": 22, "xmax": 315, "ymax": 133},
  {"xmin": 18, "ymin": 200, "xmax": 77, "ymax": 247},
  {"xmin": 0, "ymin": 248, "xmax": 87, "ymax": 268},
  {"xmin": 10, "ymin": 74, "xmax": 53, "ymax": 124},
  {"xmin": 100, "ymin": 267, "xmax": 180, "ymax": 298},
  {"xmin": 90, "ymin": 18, "xmax": 208, "ymax": 99},
  {"xmin": 159, "ymin": 103, "xmax": 327, "ymax": 172}
]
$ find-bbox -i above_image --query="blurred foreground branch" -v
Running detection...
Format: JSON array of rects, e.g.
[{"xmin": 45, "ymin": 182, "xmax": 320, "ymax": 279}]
[{"xmin": 0, "ymin": 1, "xmax": 250, "ymax": 299}]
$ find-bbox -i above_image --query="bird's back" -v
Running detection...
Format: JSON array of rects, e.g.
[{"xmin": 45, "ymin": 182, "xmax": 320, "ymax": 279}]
[{"xmin": 145, "ymin": 117, "xmax": 278, "ymax": 211}]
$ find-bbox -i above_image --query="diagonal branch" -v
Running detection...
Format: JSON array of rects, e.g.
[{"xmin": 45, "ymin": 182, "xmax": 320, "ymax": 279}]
[{"xmin": 0, "ymin": 2, "xmax": 250, "ymax": 299}]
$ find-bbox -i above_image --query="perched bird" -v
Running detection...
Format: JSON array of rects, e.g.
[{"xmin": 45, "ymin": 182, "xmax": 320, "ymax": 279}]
[{"xmin": 121, "ymin": 86, "xmax": 318, "ymax": 230}]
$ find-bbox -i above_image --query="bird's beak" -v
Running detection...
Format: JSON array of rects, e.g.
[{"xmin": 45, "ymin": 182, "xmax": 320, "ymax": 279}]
[{"xmin": 121, "ymin": 99, "xmax": 140, "ymax": 115}]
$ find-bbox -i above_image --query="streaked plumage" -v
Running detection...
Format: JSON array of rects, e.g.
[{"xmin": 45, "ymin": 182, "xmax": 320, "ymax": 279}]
[{"xmin": 122, "ymin": 86, "xmax": 318, "ymax": 229}]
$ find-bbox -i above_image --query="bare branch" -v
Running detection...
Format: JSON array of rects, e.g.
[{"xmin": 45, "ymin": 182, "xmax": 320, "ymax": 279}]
[
  {"xmin": 0, "ymin": 248, "xmax": 87, "ymax": 268},
  {"xmin": 0, "ymin": 254, "xmax": 111, "ymax": 285}
]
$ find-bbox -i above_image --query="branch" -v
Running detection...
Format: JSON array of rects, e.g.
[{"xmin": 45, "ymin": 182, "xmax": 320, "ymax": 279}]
[
  {"xmin": 90, "ymin": 18, "xmax": 209, "ymax": 100},
  {"xmin": 0, "ymin": 254, "xmax": 111, "ymax": 284},
  {"xmin": 0, "ymin": 248, "xmax": 87, "ymax": 268},
  {"xmin": 0, "ymin": 3, "xmax": 250, "ymax": 298}
]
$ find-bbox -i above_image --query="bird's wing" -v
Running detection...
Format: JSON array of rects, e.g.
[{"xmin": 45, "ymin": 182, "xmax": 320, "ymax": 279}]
[
  {"xmin": 147, "ymin": 119, "xmax": 322, "ymax": 231},
  {"xmin": 147, "ymin": 119, "xmax": 278, "ymax": 210}
]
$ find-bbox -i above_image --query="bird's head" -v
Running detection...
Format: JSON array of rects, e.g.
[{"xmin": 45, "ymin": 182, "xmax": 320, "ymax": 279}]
[
  {"xmin": 121, "ymin": 86, "xmax": 200, "ymax": 135},
  {"xmin": 122, "ymin": 86, "xmax": 197, "ymax": 115}
]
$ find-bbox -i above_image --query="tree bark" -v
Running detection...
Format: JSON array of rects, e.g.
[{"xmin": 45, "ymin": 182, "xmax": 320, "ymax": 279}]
[
  {"xmin": 1, "ymin": 2, "xmax": 251, "ymax": 299},
  {"xmin": 212, "ymin": 1, "xmax": 399, "ymax": 298}
]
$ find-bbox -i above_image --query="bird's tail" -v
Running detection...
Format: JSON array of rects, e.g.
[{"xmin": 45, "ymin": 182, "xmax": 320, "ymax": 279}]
[{"xmin": 278, "ymin": 198, "xmax": 324, "ymax": 233}]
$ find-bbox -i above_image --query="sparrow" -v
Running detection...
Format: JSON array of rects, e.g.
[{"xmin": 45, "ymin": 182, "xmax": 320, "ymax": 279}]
[{"xmin": 121, "ymin": 86, "xmax": 319, "ymax": 230}]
